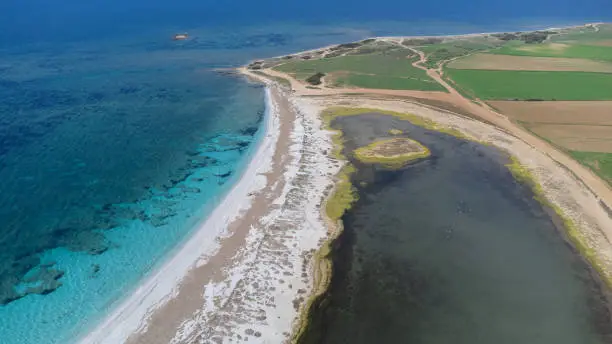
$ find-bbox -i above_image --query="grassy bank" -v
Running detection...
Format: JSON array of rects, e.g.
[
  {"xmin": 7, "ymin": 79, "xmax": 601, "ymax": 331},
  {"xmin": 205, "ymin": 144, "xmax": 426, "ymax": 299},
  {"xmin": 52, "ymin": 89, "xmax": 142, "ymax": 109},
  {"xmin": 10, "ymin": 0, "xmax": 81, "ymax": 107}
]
[
  {"xmin": 273, "ymin": 51, "xmax": 445, "ymax": 92},
  {"xmin": 505, "ymin": 156, "xmax": 612, "ymax": 287}
]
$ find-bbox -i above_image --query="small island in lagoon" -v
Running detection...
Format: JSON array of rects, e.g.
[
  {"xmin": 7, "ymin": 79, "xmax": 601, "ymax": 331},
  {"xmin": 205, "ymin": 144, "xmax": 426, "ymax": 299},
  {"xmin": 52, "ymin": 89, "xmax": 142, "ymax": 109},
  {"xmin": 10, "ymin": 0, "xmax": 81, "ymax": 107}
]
[{"xmin": 353, "ymin": 137, "xmax": 430, "ymax": 169}]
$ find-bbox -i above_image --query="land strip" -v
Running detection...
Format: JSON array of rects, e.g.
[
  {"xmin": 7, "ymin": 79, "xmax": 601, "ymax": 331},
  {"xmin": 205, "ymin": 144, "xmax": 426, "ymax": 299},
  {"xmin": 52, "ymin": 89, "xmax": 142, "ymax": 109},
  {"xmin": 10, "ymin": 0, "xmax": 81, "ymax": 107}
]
[
  {"xmin": 448, "ymin": 53, "xmax": 612, "ymax": 72},
  {"xmin": 444, "ymin": 69, "xmax": 612, "ymax": 100},
  {"xmin": 488, "ymin": 101, "xmax": 612, "ymax": 125}
]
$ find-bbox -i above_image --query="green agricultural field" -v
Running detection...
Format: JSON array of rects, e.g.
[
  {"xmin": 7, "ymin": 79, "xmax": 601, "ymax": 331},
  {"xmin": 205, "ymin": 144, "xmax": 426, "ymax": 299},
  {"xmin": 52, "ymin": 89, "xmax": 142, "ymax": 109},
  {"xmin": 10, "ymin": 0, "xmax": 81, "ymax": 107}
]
[
  {"xmin": 570, "ymin": 151, "xmax": 612, "ymax": 184},
  {"xmin": 334, "ymin": 74, "xmax": 443, "ymax": 91},
  {"xmin": 445, "ymin": 69, "xmax": 612, "ymax": 100},
  {"xmin": 491, "ymin": 43, "xmax": 612, "ymax": 62},
  {"xmin": 273, "ymin": 49, "xmax": 446, "ymax": 91}
]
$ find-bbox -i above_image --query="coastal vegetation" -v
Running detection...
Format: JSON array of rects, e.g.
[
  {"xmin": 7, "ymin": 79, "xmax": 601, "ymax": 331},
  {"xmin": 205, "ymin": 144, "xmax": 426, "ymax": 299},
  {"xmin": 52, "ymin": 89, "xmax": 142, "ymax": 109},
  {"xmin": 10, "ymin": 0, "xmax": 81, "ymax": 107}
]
[
  {"xmin": 416, "ymin": 38, "xmax": 503, "ymax": 68},
  {"xmin": 273, "ymin": 49, "xmax": 446, "ymax": 91},
  {"xmin": 492, "ymin": 30, "xmax": 556, "ymax": 44},
  {"xmin": 305, "ymin": 72, "xmax": 325, "ymax": 86},
  {"xmin": 551, "ymin": 24, "xmax": 612, "ymax": 43},
  {"xmin": 444, "ymin": 69, "xmax": 612, "ymax": 100},
  {"xmin": 325, "ymin": 164, "xmax": 358, "ymax": 220},
  {"xmin": 353, "ymin": 137, "xmax": 430, "ymax": 169}
]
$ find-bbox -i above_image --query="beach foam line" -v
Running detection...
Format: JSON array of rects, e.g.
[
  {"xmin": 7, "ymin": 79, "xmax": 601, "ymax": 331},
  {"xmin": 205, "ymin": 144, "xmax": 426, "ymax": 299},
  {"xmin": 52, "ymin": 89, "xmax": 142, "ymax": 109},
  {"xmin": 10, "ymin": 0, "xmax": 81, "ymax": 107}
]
[{"xmin": 78, "ymin": 84, "xmax": 280, "ymax": 344}]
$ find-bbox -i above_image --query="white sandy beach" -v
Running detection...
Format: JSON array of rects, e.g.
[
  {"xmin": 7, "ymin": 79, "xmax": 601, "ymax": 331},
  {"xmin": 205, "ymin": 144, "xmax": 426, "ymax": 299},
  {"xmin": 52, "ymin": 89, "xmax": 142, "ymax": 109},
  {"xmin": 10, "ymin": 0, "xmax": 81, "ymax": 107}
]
[
  {"xmin": 79, "ymin": 84, "xmax": 283, "ymax": 343},
  {"xmin": 79, "ymin": 75, "xmax": 342, "ymax": 343}
]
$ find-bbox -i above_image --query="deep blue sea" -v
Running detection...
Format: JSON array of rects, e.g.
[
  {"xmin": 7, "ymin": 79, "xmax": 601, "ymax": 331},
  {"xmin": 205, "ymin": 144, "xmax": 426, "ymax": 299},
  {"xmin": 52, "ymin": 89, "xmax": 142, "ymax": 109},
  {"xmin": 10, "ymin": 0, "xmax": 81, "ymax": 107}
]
[{"xmin": 0, "ymin": 0, "xmax": 610, "ymax": 343}]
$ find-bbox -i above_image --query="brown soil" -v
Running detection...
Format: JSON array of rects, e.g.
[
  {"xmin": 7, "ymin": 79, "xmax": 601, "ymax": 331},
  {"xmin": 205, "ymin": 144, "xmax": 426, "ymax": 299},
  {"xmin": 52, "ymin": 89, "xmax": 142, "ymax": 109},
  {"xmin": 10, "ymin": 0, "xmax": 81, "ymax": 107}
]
[
  {"xmin": 526, "ymin": 123, "xmax": 612, "ymax": 152},
  {"xmin": 447, "ymin": 53, "xmax": 612, "ymax": 73},
  {"xmin": 488, "ymin": 101, "xmax": 612, "ymax": 125},
  {"xmin": 589, "ymin": 40, "xmax": 612, "ymax": 47}
]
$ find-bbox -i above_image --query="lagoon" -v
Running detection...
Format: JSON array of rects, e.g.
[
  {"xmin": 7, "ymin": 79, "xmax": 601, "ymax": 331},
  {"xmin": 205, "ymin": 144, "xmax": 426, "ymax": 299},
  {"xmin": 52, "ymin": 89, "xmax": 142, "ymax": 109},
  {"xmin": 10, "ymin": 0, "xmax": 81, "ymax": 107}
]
[{"xmin": 301, "ymin": 113, "xmax": 612, "ymax": 344}]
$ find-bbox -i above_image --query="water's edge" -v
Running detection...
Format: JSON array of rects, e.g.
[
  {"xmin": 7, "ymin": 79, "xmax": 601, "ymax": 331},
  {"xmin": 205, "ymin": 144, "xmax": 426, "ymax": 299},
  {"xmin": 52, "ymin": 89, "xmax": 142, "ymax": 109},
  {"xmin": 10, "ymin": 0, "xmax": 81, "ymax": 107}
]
[{"xmin": 78, "ymin": 82, "xmax": 275, "ymax": 344}]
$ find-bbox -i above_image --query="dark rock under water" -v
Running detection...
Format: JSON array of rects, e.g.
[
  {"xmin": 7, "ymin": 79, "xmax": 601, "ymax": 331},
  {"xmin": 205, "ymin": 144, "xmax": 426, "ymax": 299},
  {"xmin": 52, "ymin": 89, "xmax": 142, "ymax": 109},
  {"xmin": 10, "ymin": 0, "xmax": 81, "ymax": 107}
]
[{"xmin": 301, "ymin": 113, "xmax": 612, "ymax": 344}]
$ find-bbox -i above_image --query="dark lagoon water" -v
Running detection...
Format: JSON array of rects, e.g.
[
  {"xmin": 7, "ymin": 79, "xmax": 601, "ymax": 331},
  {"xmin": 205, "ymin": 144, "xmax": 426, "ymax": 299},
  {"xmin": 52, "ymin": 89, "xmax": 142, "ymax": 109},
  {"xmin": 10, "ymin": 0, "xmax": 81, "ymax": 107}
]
[
  {"xmin": 0, "ymin": 0, "xmax": 611, "ymax": 342},
  {"xmin": 301, "ymin": 114, "xmax": 612, "ymax": 344}
]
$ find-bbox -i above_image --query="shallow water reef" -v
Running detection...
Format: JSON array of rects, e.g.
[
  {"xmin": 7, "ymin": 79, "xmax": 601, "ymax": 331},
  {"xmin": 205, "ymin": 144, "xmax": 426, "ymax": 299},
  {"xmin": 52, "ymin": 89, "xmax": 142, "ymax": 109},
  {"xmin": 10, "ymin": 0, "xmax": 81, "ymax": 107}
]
[
  {"xmin": 0, "ymin": 49, "xmax": 268, "ymax": 343},
  {"xmin": 297, "ymin": 110, "xmax": 612, "ymax": 344}
]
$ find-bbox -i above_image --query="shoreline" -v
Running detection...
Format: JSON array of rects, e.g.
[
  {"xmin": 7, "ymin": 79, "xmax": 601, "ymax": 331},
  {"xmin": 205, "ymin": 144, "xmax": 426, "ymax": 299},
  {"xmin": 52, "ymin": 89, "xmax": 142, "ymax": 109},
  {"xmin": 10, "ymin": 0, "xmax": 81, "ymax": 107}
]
[
  {"xmin": 79, "ymin": 84, "xmax": 281, "ymax": 343},
  {"xmin": 248, "ymin": 22, "xmax": 604, "ymax": 64},
  {"xmin": 80, "ymin": 21, "xmax": 612, "ymax": 343},
  {"xmin": 82, "ymin": 74, "xmax": 342, "ymax": 343}
]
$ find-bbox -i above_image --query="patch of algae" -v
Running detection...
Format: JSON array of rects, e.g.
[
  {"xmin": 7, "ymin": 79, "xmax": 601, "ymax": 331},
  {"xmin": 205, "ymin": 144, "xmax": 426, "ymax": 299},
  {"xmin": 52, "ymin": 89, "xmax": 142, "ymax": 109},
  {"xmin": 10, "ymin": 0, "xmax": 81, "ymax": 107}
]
[
  {"xmin": 506, "ymin": 156, "xmax": 612, "ymax": 288},
  {"xmin": 354, "ymin": 137, "xmax": 431, "ymax": 169}
]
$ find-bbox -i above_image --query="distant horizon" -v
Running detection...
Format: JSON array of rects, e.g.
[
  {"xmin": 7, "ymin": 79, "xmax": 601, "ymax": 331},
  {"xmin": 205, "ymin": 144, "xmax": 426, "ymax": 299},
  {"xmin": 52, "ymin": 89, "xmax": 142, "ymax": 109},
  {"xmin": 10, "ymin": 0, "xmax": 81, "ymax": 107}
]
[{"xmin": 1, "ymin": 0, "xmax": 611, "ymax": 46}]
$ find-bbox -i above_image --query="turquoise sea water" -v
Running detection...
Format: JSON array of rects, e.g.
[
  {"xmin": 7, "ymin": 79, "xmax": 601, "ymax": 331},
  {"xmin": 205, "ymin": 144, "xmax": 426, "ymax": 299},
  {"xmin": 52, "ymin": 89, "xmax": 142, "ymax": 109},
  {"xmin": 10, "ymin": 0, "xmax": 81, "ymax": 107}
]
[
  {"xmin": 0, "ymin": 23, "xmax": 380, "ymax": 344},
  {"xmin": 0, "ymin": 1, "xmax": 611, "ymax": 343}
]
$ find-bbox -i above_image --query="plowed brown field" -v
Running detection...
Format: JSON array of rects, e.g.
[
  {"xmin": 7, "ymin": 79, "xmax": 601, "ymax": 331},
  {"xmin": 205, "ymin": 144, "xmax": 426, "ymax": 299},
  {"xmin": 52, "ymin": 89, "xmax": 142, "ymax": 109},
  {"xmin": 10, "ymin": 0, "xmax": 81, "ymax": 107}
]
[
  {"xmin": 448, "ymin": 54, "xmax": 612, "ymax": 73},
  {"xmin": 489, "ymin": 101, "xmax": 612, "ymax": 125}
]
